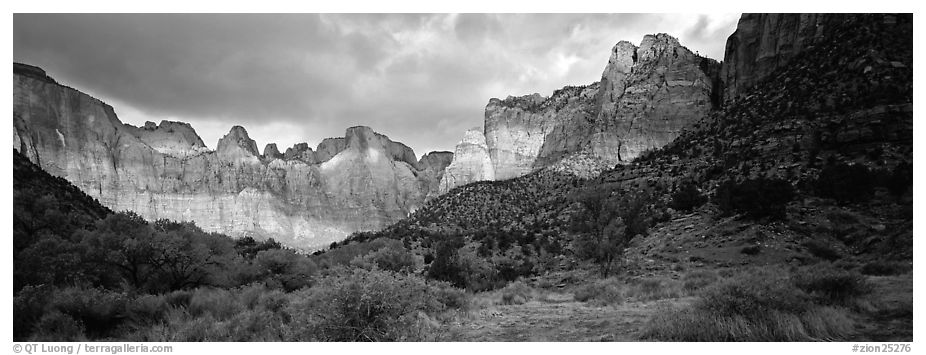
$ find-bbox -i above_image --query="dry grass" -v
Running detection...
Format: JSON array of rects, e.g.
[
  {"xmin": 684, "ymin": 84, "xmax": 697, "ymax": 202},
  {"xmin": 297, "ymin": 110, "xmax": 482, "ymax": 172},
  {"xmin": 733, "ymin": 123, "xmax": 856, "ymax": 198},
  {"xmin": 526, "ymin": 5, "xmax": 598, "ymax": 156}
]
[
  {"xmin": 641, "ymin": 266, "xmax": 866, "ymax": 341},
  {"xmin": 573, "ymin": 278, "xmax": 625, "ymax": 306},
  {"xmin": 643, "ymin": 305, "xmax": 854, "ymax": 341},
  {"xmin": 625, "ymin": 277, "xmax": 685, "ymax": 301},
  {"xmin": 499, "ymin": 281, "xmax": 534, "ymax": 305}
]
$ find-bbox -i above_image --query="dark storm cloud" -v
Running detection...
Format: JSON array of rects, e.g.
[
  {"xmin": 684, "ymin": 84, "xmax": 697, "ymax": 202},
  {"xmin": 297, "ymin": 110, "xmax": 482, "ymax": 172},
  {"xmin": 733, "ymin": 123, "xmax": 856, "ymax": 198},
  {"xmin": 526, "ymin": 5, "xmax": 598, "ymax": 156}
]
[{"xmin": 13, "ymin": 13, "xmax": 738, "ymax": 154}]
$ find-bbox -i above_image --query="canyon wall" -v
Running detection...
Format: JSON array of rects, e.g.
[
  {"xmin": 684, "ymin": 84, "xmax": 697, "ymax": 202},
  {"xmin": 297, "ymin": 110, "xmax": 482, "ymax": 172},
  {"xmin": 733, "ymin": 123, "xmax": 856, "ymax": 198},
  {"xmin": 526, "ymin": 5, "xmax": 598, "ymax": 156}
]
[
  {"xmin": 439, "ymin": 33, "xmax": 721, "ymax": 194},
  {"xmin": 13, "ymin": 63, "xmax": 448, "ymax": 250}
]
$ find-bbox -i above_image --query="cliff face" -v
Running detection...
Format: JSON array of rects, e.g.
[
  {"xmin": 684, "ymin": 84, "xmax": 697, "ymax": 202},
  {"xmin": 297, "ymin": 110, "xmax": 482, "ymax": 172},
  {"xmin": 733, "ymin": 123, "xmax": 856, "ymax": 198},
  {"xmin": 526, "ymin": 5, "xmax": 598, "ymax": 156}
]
[
  {"xmin": 440, "ymin": 33, "xmax": 720, "ymax": 192},
  {"xmin": 125, "ymin": 120, "xmax": 209, "ymax": 158},
  {"xmin": 12, "ymin": 67, "xmax": 445, "ymax": 250},
  {"xmin": 418, "ymin": 151, "xmax": 454, "ymax": 199},
  {"xmin": 722, "ymin": 14, "xmax": 825, "ymax": 102},
  {"xmin": 439, "ymin": 128, "xmax": 495, "ymax": 194}
]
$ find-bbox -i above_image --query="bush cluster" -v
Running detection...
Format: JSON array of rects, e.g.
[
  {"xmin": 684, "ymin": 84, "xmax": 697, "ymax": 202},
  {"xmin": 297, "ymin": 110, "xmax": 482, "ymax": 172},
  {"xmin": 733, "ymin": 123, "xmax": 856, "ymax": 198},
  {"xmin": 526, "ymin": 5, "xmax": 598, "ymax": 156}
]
[
  {"xmin": 499, "ymin": 281, "xmax": 534, "ymax": 305},
  {"xmin": 288, "ymin": 269, "xmax": 467, "ymax": 341},
  {"xmin": 714, "ymin": 178, "xmax": 794, "ymax": 220},
  {"xmin": 670, "ymin": 181, "xmax": 707, "ymax": 212},
  {"xmin": 803, "ymin": 239, "xmax": 841, "ymax": 261},
  {"xmin": 642, "ymin": 265, "xmax": 870, "ymax": 341},
  {"xmin": 815, "ymin": 163, "xmax": 875, "ymax": 204},
  {"xmin": 859, "ymin": 260, "xmax": 910, "ymax": 276},
  {"xmin": 573, "ymin": 279, "xmax": 625, "ymax": 306}
]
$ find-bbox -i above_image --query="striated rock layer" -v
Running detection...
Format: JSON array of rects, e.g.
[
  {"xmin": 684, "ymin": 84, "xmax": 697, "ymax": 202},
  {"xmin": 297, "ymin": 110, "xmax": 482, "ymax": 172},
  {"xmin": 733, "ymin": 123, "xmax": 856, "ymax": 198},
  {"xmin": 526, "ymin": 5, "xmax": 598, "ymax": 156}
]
[
  {"xmin": 439, "ymin": 33, "xmax": 721, "ymax": 193},
  {"xmin": 13, "ymin": 65, "xmax": 450, "ymax": 250}
]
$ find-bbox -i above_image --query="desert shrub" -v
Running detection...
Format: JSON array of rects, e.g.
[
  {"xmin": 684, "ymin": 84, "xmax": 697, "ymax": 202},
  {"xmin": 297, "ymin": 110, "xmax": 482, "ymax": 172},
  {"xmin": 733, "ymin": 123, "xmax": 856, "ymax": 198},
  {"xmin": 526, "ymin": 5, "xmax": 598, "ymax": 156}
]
[
  {"xmin": 456, "ymin": 245, "xmax": 501, "ymax": 292},
  {"xmin": 350, "ymin": 245, "xmax": 418, "ymax": 273},
  {"xmin": 714, "ymin": 178, "xmax": 794, "ymax": 220},
  {"xmin": 50, "ymin": 286, "xmax": 128, "ymax": 339},
  {"xmin": 312, "ymin": 238, "xmax": 403, "ymax": 270},
  {"xmin": 29, "ymin": 310, "xmax": 86, "ymax": 341},
  {"xmin": 570, "ymin": 188, "xmax": 652, "ymax": 277},
  {"xmin": 793, "ymin": 265, "xmax": 872, "ymax": 305},
  {"xmin": 188, "ymin": 288, "xmax": 243, "ymax": 321},
  {"xmin": 671, "ymin": 182, "xmax": 707, "ymax": 212},
  {"xmin": 427, "ymin": 235, "xmax": 466, "ymax": 288},
  {"xmin": 740, "ymin": 245, "xmax": 762, "ymax": 255},
  {"xmin": 234, "ymin": 236, "xmax": 282, "ymax": 259},
  {"xmin": 287, "ymin": 268, "xmax": 463, "ymax": 341},
  {"xmin": 860, "ymin": 260, "xmax": 910, "ymax": 276},
  {"xmin": 492, "ymin": 245, "xmax": 535, "ymax": 282},
  {"xmin": 643, "ymin": 268, "xmax": 854, "ymax": 341},
  {"xmin": 643, "ymin": 303, "xmax": 853, "ymax": 341},
  {"xmin": 236, "ymin": 284, "xmax": 266, "ymax": 310},
  {"xmin": 886, "ymin": 162, "xmax": 912, "ymax": 197},
  {"xmin": 13, "ymin": 285, "xmax": 55, "ymax": 340},
  {"xmin": 140, "ymin": 308, "xmax": 219, "ymax": 341},
  {"xmin": 163, "ymin": 289, "xmax": 193, "ymax": 308},
  {"xmin": 573, "ymin": 278, "xmax": 624, "ymax": 306},
  {"xmin": 127, "ymin": 288, "xmax": 294, "ymax": 342},
  {"xmin": 430, "ymin": 281, "xmax": 470, "ymax": 311},
  {"xmin": 218, "ymin": 309, "xmax": 289, "ymax": 341},
  {"xmin": 255, "ymin": 249, "xmax": 317, "ymax": 291},
  {"xmin": 626, "ymin": 277, "xmax": 684, "ymax": 301},
  {"xmin": 126, "ymin": 294, "xmax": 170, "ymax": 326},
  {"xmin": 651, "ymin": 208, "xmax": 672, "ymax": 226},
  {"xmin": 698, "ymin": 275, "xmax": 810, "ymax": 317},
  {"xmin": 682, "ymin": 269, "xmax": 720, "ymax": 292},
  {"xmin": 815, "ymin": 163, "xmax": 875, "ymax": 204},
  {"xmin": 832, "ymin": 259, "xmax": 861, "ymax": 271},
  {"xmin": 500, "ymin": 280, "xmax": 534, "ymax": 305},
  {"xmin": 803, "ymin": 239, "xmax": 841, "ymax": 261}
]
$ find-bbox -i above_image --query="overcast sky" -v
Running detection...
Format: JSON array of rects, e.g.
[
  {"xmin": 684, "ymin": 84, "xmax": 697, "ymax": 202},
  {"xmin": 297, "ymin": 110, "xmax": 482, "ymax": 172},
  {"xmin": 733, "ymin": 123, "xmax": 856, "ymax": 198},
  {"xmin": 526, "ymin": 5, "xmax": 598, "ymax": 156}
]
[{"xmin": 14, "ymin": 13, "xmax": 739, "ymax": 156}]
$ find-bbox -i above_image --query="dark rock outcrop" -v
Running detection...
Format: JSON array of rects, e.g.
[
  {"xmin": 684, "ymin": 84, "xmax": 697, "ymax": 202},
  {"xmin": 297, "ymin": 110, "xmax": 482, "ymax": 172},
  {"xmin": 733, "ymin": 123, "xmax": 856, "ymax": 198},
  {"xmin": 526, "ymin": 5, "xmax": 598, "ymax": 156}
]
[
  {"xmin": 722, "ymin": 14, "xmax": 828, "ymax": 102},
  {"xmin": 263, "ymin": 143, "xmax": 283, "ymax": 160},
  {"xmin": 315, "ymin": 137, "xmax": 347, "ymax": 163},
  {"xmin": 283, "ymin": 142, "xmax": 317, "ymax": 163}
]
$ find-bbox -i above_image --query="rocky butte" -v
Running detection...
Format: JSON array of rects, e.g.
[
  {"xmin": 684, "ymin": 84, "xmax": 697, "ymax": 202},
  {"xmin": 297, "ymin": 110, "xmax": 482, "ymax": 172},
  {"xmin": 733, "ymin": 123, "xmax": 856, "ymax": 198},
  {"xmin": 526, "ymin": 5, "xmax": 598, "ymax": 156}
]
[
  {"xmin": 13, "ymin": 62, "xmax": 453, "ymax": 250},
  {"xmin": 438, "ymin": 33, "xmax": 722, "ymax": 193}
]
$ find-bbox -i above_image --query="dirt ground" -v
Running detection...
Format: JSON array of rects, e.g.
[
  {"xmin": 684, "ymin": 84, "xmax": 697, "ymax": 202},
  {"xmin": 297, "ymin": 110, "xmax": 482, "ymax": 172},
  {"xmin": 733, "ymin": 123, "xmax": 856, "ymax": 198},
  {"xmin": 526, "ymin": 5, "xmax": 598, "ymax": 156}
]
[
  {"xmin": 446, "ymin": 292, "xmax": 695, "ymax": 341},
  {"xmin": 443, "ymin": 273, "xmax": 912, "ymax": 342},
  {"xmin": 849, "ymin": 274, "xmax": 914, "ymax": 342}
]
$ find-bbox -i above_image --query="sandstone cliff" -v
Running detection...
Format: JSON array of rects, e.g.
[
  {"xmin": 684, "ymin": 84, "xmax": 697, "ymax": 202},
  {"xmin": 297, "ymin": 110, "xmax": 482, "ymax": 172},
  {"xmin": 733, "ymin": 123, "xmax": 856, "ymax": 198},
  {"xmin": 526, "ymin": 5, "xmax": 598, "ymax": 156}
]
[
  {"xmin": 417, "ymin": 151, "xmax": 454, "ymax": 200},
  {"xmin": 438, "ymin": 128, "xmax": 495, "ymax": 194},
  {"xmin": 722, "ymin": 14, "xmax": 825, "ymax": 102},
  {"xmin": 13, "ymin": 65, "xmax": 447, "ymax": 250},
  {"xmin": 125, "ymin": 120, "xmax": 209, "ymax": 158},
  {"xmin": 439, "ymin": 33, "xmax": 721, "ymax": 193}
]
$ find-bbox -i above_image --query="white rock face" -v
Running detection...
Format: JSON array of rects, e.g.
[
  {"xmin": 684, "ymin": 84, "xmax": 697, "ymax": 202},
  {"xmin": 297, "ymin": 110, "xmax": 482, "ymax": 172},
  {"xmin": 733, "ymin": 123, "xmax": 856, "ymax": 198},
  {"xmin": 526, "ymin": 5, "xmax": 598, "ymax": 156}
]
[
  {"xmin": 438, "ymin": 128, "xmax": 495, "ymax": 194},
  {"xmin": 483, "ymin": 94, "xmax": 554, "ymax": 180},
  {"xmin": 442, "ymin": 33, "xmax": 721, "ymax": 189},
  {"xmin": 12, "ymin": 66, "xmax": 444, "ymax": 250},
  {"xmin": 127, "ymin": 120, "xmax": 210, "ymax": 158}
]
